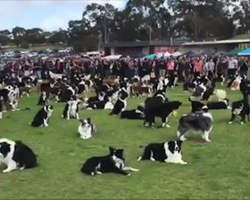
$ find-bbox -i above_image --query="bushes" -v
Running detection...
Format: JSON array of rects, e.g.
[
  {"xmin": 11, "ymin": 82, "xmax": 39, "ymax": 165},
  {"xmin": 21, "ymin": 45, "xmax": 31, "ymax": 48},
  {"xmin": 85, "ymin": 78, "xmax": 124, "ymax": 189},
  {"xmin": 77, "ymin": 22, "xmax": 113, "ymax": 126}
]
[{"xmin": 20, "ymin": 41, "xmax": 29, "ymax": 49}]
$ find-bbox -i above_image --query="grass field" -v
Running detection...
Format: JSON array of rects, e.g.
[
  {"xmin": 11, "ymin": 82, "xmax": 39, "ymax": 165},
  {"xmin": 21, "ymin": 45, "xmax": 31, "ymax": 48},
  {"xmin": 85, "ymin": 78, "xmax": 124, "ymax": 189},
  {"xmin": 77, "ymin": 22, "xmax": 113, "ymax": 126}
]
[{"xmin": 0, "ymin": 86, "xmax": 250, "ymax": 199}]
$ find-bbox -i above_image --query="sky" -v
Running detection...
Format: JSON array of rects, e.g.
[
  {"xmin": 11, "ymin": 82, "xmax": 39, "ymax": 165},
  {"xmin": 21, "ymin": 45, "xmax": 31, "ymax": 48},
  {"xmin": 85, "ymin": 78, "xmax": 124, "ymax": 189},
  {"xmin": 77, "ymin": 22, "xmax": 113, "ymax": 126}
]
[{"xmin": 0, "ymin": 0, "xmax": 127, "ymax": 31}]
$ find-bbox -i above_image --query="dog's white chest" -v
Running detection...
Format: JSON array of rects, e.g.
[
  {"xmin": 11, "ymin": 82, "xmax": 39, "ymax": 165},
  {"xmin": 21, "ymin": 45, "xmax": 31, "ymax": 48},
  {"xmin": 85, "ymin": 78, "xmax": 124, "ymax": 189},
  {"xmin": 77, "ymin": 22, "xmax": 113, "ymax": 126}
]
[
  {"xmin": 78, "ymin": 125, "xmax": 92, "ymax": 139},
  {"xmin": 69, "ymin": 103, "xmax": 78, "ymax": 116}
]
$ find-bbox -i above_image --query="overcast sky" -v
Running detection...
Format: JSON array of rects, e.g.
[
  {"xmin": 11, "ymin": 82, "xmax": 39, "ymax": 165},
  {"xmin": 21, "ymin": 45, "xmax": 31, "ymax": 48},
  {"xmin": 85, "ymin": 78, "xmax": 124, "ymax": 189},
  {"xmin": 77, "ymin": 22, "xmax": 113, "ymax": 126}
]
[{"xmin": 0, "ymin": 0, "xmax": 127, "ymax": 31}]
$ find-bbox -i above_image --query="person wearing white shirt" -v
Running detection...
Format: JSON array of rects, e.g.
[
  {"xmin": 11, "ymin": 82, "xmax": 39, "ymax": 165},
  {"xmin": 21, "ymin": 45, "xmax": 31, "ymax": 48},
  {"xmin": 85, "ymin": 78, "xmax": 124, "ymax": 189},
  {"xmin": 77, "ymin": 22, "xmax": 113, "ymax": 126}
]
[{"xmin": 228, "ymin": 57, "xmax": 237, "ymax": 78}]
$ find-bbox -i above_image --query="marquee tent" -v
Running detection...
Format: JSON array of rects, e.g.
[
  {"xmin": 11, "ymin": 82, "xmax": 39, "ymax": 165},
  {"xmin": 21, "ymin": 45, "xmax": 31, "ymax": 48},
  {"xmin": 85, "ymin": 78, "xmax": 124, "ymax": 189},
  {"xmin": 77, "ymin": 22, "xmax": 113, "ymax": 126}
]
[{"xmin": 238, "ymin": 47, "xmax": 250, "ymax": 56}]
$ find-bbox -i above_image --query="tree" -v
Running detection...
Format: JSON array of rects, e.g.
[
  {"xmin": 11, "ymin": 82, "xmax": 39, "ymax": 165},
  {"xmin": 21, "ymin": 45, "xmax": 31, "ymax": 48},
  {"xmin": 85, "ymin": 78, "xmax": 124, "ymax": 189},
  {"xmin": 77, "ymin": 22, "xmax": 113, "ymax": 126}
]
[
  {"xmin": 0, "ymin": 29, "xmax": 12, "ymax": 45},
  {"xmin": 167, "ymin": 0, "xmax": 236, "ymax": 40},
  {"xmin": 25, "ymin": 28, "xmax": 45, "ymax": 44},
  {"xmin": 20, "ymin": 41, "xmax": 29, "ymax": 49},
  {"xmin": 233, "ymin": 0, "xmax": 250, "ymax": 34},
  {"xmin": 12, "ymin": 26, "xmax": 26, "ymax": 46},
  {"xmin": 49, "ymin": 29, "xmax": 68, "ymax": 44},
  {"xmin": 82, "ymin": 3, "xmax": 117, "ymax": 43}
]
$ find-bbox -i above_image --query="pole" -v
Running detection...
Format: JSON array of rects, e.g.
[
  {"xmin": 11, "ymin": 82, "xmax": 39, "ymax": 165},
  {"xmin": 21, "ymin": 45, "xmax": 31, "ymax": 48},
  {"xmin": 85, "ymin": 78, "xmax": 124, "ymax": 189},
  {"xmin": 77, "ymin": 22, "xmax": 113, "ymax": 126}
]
[
  {"xmin": 149, "ymin": 27, "xmax": 152, "ymax": 42},
  {"xmin": 104, "ymin": 18, "xmax": 107, "ymax": 43}
]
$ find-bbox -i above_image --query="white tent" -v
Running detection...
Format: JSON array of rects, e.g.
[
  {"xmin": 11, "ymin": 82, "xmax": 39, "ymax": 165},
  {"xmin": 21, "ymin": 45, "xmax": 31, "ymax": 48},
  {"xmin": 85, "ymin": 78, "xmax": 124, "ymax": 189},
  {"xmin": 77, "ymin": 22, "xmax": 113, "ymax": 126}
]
[
  {"xmin": 172, "ymin": 51, "xmax": 182, "ymax": 57},
  {"xmin": 156, "ymin": 52, "xmax": 171, "ymax": 58},
  {"xmin": 102, "ymin": 55, "xmax": 122, "ymax": 60}
]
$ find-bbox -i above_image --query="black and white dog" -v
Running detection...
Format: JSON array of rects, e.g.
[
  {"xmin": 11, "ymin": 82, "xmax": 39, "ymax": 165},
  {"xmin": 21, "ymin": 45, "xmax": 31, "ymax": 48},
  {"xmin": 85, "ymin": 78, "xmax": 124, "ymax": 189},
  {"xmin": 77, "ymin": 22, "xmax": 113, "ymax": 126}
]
[
  {"xmin": 0, "ymin": 138, "xmax": 37, "ymax": 173},
  {"xmin": 144, "ymin": 100, "xmax": 182, "ymax": 128},
  {"xmin": 191, "ymin": 82, "xmax": 207, "ymax": 100},
  {"xmin": 110, "ymin": 88, "xmax": 128, "ymax": 115},
  {"xmin": 190, "ymin": 98, "xmax": 230, "ymax": 113},
  {"xmin": 86, "ymin": 96, "xmax": 114, "ymax": 110},
  {"xmin": 137, "ymin": 139, "xmax": 187, "ymax": 165},
  {"xmin": 31, "ymin": 105, "xmax": 54, "ymax": 127},
  {"xmin": 81, "ymin": 147, "xmax": 139, "ymax": 176},
  {"xmin": 37, "ymin": 91, "xmax": 48, "ymax": 106},
  {"xmin": 0, "ymin": 86, "xmax": 18, "ymax": 110},
  {"xmin": 62, "ymin": 98, "xmax": 81, "ymax": 120},
  {"xmin": 207, "ymin": 98, "xmax": 230, "ymax": 110},
  {"xmin": 120, "ymin": 105, "xmax": 145, "ymax": 120},
  {"xmin": 78, "ymin": 118, "xmax": 97, "ymax": 140},
  {"xmin": 177, "ymin": 107, "xmax": 213, "ymax": 142},
  {"xmin": 58, "ymin": 85, "xmax": 76, "ymax": 102},
  {"xmin": 229, "ymin": 95, "xmax": 250, "ymax": 124}
]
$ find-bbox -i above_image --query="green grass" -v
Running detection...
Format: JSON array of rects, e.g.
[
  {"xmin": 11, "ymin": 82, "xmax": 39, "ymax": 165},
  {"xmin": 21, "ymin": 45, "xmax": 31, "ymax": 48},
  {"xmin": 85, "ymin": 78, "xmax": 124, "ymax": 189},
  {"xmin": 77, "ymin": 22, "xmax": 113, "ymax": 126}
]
[{"xmin": 0, "ymin": 86, "xmax": 250, "ymax": 199}]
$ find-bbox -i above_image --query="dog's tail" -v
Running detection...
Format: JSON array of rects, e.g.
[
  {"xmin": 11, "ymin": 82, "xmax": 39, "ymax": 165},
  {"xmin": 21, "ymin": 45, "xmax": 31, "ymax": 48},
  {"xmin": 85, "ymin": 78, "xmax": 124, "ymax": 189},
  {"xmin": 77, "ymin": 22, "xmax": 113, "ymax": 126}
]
[{"xmin": 139, "ymin": 145, "xmax": 144, "ymax": 148}]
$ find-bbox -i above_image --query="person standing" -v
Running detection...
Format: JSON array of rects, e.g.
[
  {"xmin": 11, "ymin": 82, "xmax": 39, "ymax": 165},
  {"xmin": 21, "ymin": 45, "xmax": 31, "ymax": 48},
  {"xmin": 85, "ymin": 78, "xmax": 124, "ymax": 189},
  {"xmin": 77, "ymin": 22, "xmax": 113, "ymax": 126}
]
[
  {"xmin": 193, "ymin": 57, "xmax": 202, "ymax": 78},
  {"xmin": 0, "ymin": 61, "xmax": 5, "ymax": 79},
  {"xmin": 158, "ymin": 56, "xmax": 165, "ymax": 78},
  {"xmin": 239, "ymin": 58, "xmax": 249, "ymax": 77},
  {"xmin": 207, "ymin": 58, "xmax": 215, "ymax": 79},
  {"xmin": 167, "ymin": 58, "xmax": 175, "ymax": 80},
  {"xmin": 227, "ymin": 57, "xmax": 237, "ymax": 78},
  {"xmin": 177, "ymin": 57, "xmax": 185, "ymax": 82}
]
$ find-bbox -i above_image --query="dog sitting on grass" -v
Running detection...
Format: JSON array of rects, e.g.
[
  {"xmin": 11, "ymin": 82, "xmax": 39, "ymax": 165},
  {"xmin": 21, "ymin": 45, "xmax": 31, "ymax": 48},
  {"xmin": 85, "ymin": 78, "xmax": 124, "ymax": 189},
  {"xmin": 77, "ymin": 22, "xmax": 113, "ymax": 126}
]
[
  {"xmin": 0, "ymin": 138, "xmax": 38, "ymax": 173},
  {"xmin": 31, "ymin": 105, "xmax": 54, "ymax": 127},
  {"xmin": 78, "ymin": 118, "xmax": 97, "ymax": 139}
]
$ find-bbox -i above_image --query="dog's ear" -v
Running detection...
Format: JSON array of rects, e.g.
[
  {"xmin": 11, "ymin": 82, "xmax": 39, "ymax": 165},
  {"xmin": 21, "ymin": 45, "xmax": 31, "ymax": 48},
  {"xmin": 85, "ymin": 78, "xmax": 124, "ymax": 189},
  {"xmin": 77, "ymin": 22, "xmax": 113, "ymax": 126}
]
[
  {"xmin": 176, "ymin": 139, "xmax": 183, "ymax": 147},
  {"xmin": 86, "ymin": 117, "xmax": 91, "ymax": 124},
  {"xmin": 115, "ymin": 149, "xmax": 124, "ymax": 159},
  {"xmin": 109, "ymin": 146, "xmax": 115, "ymax": 155},
  {"xmin": 79, "ymin": 119, "xmax": 84, "ymax": 124}
]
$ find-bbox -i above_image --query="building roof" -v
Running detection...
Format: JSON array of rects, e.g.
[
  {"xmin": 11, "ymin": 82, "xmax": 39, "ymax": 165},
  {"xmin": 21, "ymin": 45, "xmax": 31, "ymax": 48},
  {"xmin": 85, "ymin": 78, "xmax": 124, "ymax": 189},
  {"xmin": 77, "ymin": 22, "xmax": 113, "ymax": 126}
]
[
  {"xmin": 183, "ymin": 39, "xmax": 250, "ymax": 46},
  {"xmin": 102, "ymin": 40, "xmax": 186, "ymax": 48}
]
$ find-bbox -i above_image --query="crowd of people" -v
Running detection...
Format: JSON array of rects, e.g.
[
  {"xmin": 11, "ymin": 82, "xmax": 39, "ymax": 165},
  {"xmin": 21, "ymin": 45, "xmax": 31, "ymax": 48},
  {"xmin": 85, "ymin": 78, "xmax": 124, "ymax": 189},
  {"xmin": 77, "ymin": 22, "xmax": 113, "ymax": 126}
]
[{"xmin": 0, "ymin": 53, "xmax": 250, "ymax": 82}]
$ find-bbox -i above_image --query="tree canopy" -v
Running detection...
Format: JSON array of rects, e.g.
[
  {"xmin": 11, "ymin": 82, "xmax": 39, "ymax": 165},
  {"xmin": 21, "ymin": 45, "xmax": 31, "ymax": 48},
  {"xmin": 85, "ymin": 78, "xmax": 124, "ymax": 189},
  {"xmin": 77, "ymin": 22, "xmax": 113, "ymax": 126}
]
[{"xmin": 0, "ymin": 0, "xmax": 248, "ymax": 51}]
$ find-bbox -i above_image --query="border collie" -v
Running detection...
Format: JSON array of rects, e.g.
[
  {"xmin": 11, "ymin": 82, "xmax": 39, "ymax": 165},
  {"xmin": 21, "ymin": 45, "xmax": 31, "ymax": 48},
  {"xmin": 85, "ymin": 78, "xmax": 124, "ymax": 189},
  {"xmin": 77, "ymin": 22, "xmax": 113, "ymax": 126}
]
[
  {"xmin": 137, "ymin": 139, "xmax": 187, "ymax": 164},
  {"xmin": 37, "ymin": 91, "xmax": 48, "ymax": 106},
  {"xmin": 62, "ymin": 98, "xmax": 81, "ymax": 120},
  {"xmin": 0, "ymin": 138, "xmax": 37, "ymax": 173},
  {"xmin": 229, "ymin": 95, "xmax": 250, "ymax": 124},
  {"xmin": 106, "ymin": 89, "xmax": 120, "ymax": 104},
  {"xmin": 143, "ymin": 90, "xmax": 166, "ymax": 117},
  {"xmin": 207, "ymin": 98, "xmax": 230, "ymax": 110},
  {"xmin": 87, "ymin": 91, "xmax": 106, "ymax": 104},
  {"xmin": 78, "ymin": 118, "xmax": 97, "ymax": 139},
  {"xmin": 110, "ymin": 88, "xmax": 128, "ymax": 115},
  {"xmin": 58, "ymin": 85, "xmax": 76, "ymax": 102},
  {"xmin": 144, "ymin": 101, "xmax": 182, "ymax": 128},
  {"xmin": 192, "ymin": 83, "xmax": 207, "ymax": 98},
  {"xmin": 31, "ymin": 105, "xmax": 54, "ymax": 127},
  {"xmin": 81, "ymin": 147, "xmax": 139, "ymax": 176},
  {"xmin": 189, "ymin": 97, "xmax": 205, "ymax": 113},
  {"xmin": 86, "ymin": 98, "xmax": 114, "ymax": 110},
  {"xmin": 177, "ymin": 107, "xmax": 213, "ymax": 142},
  {"xmin": 190, "ymin": 98, "xmax": 230, "ymax": 113},
  {"xmin": 215, "ymin": 74, "xmax": 225, "ymax": 86},
  {"xmin": 120, "ymin": 105, "xmax": 145, "ymax": 120},
  {"xmin": 0, "ymin": 88, "xmax": 9, "ymax": 105}
]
